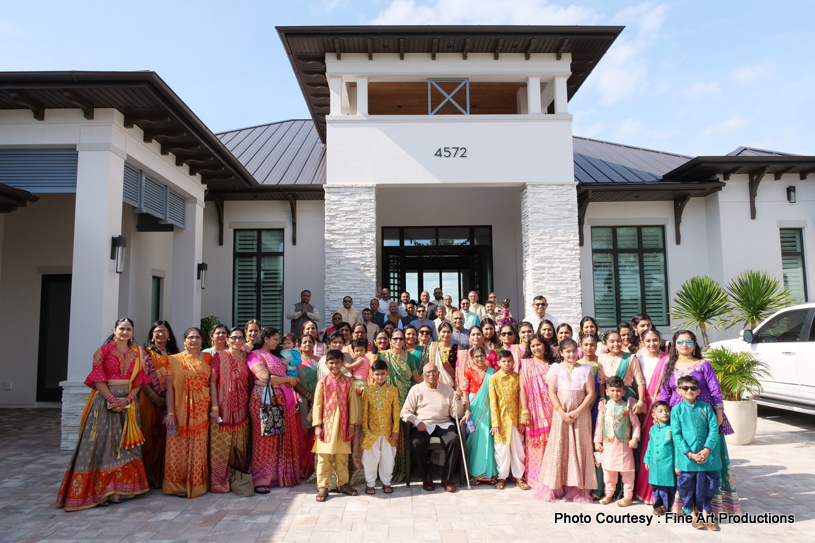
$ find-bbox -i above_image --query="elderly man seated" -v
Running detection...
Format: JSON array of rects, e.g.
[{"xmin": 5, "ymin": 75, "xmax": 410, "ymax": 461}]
[{"xmin": 401, "ymin": 362, "xmax": 467, "ymax": 492}]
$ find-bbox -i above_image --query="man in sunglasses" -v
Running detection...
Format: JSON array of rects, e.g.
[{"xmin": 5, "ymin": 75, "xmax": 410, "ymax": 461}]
[
  {"xmin": 671, "ymin": 374, "xmax": 721, "ymax": 531},
  {"xmin": 336, "ymin": 296, "xmax": 361, "ymax": 327},
  {"xmin": 407, "ymin": 304, "xmax": 438, "ymax": 341},
  {"xmin": 524, "ymin": 295, "xmax": 559, "ymax": 331}
]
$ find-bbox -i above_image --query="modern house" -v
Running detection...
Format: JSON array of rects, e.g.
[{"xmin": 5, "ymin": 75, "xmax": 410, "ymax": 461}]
[{"xmin": 0, "ymin": 26, "xmax": 812, "ymax": 448}]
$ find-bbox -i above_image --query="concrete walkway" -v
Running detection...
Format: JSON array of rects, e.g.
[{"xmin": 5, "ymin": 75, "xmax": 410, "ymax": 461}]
[{"xmin": 0, "ymin": 407, "xmax": 812, "ymax": 542}]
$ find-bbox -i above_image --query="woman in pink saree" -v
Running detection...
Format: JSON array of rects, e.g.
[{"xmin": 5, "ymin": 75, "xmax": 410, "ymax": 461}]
[{"xmin": 634, "ymin": 328, "xmax": 669, "ymax": 504}]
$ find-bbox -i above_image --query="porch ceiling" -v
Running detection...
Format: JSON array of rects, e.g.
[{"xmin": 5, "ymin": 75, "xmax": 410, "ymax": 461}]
[
  {"xmin": 277, "ymin": 25, "xmax": 624, "ymax": 143},
  {"xmin": 0, "ymin": 71, "xmax": 258, "ymax": 191}
]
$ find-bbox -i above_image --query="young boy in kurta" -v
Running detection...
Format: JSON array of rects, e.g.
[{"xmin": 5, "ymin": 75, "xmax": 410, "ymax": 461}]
[
  {"xmin": 361, "ymin": 359, "xmax": 400, "ymax": 495},
  {"xmin": 644, "ymin": 400, "xmax": 676, "ymax": 516},
  {"xmin": 489, "ymin": 350, "xmax": 529, "ymax": 490},
  {"xmin": 594, "ymin": 375, "xmax": 640, "ymax": 506},
  {"xmin": 671, "ymin": 375, "xmax": 721, "ymax": 531},
  {"xmin": 313, "ymin": 349, "xmax": 359, "ymax": 502}
]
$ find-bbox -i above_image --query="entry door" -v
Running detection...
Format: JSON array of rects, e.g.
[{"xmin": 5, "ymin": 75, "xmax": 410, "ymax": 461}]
[
  {"xmin": 405, "ymin": 268, "xmax": 466, "ymax": 304},
  {"xmin": 37, "ymin": 274, "xmax": 71, "ymax": 402}
]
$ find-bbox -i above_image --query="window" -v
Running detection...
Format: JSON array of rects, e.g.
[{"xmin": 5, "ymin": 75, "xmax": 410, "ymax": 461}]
[
  {"xmin": 233, "ymin": 230, "xmax": 284, "ymax": 331},
  {"xmin": 150, "ymin": 276, "xmax": 162, "ymax": 324},
  {"xmin": 755, "ymin": 309, "xmax": 809, "ymax": 343},
  {"xmin": 780, "ymin": 229, "xmax": 808, "ymax": 303},
  {"xmin": 591, "ymin": 226, "xmax": 669, "ymax": 327}
]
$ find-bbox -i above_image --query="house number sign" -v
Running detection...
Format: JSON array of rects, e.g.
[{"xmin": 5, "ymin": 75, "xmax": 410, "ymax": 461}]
[{"xmin": 434, "ymin": 147, "xmax": 468, "ymax": 158}]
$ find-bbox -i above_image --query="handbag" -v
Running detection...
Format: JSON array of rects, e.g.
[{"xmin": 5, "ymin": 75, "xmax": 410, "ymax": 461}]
[
  {"xmin": 229, "ymin": 446, "xmax": 255, "ymax": 497},
  {"xmin": 260, "ymin": 381, "xmax": 286, "ymax": 437}
]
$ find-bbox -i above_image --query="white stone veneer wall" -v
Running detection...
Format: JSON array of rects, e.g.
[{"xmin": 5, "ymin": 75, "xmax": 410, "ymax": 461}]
[
  {"xmin": 521, "ymin": 183, "xmax": 583, "ymax": 328},
  {"xmin": 324, "ymin": 185, "xmax": 377, "ymax": 318},
  {"xmin": 60, "ymin": 382, "xmax": 90, "ymax": 450}
]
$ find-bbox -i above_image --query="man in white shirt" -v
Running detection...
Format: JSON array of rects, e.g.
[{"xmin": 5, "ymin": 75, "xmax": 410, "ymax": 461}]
[
  {"xmin": 401, "ymin": 362, "xmax": 465, "ymax": 492},
  {"xmin": 397, "ymin": 291, "xmax": 410, "ymax": 317},
  {"xmin": 336, "ymin": 296, "xmax": 361, "ymax": 326},
  {"xmin": 524, "ymin": 295, "xmax": 559, "ymax": 331},
  {"xmin": 467, "ymin": 291, "xmax": 486, "ymax": 321},
  {"xmin": 460, "ymin": 299, "xmax": 480, "ymax": 330},
  {"xmin": 376, "ymin": 286, "xmax": 392, "ymax": 315}
]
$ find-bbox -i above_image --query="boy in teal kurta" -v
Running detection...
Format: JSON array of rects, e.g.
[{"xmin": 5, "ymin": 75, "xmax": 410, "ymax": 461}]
[
  {"xmin": 643, "ymin": 400, "xmax": 676, "ymax": 515},
  {"xmin": 670, "ymin": 375, "xmax": 721, "ymax": 530}
]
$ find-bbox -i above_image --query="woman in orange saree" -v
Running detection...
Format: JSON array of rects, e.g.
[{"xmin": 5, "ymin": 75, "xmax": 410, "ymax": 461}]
[
  {"xmin": 138, "ymin": 320, "xmax": 180, "ymax": 489},
  {"xmin": 163, "ymin": 327, "xmax": 212, "ymax": 499},
  {"xmin": 56, "ymin": 318, "xmax": 150, "ymax": 511}
]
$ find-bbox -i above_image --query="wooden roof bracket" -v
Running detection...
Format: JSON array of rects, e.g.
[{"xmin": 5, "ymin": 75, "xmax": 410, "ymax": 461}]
[
  {"xmin": 525, "ymin": 39, "xmax": 538, "ymax": 60},
  {"xmin": 774, "ymin": 166, "xmax": 794, "ymax": 180},
  {"xmin": 63, "ymin": 90, "xmax": 94, "ymax": 120},
  {"xmin": 288, "ymin": 194, "xmax": 297, "ymax": 245},
  {"xmin": 801, "ymin": 169, "xmax": 814, "ymax": 180},
  {"xmin": 463, "ymin": 38, "xmax": 472, "ymax": 60},
  {"xmin": 577, "ymin": 190, "xmax": 590, "ymax": 246},
  {"xmin": 556, "ymin": 39, "xmax": 569, "ymax": 61},
  {"xmin": 399, "ymin": 38, "xmax": 405, "ymax": 60},
  {"xmin": 367, "ymin": 38, "xmax": 373, "ymax": 60},
  {"xmin": 213, "ymin": 196, "xmax": 225, "ymax": 246},
  {"xmin": 673, "ymin": 193, "xmax": 691, "ymax": 244},
  {"xmin": 10, "ymin": 91, "xmax": 45, "ymax": 121},
  {"xmin": 722, "ymin": 167, "xmax": 740, "ymax": 181},
  {"xmin": 333, "ymin": 39, "xmax": 341, "ymax": 60},
  {"xmin": 748, "ymin": 166, "xmax": 768, "ymax": 219},
  {"xmin": 494, "ymin": 38, "xmax": 504, "ymax": 60},
  {"xmin": 431, "ymin": 39, "xmax": 438, "ymax": 60}
]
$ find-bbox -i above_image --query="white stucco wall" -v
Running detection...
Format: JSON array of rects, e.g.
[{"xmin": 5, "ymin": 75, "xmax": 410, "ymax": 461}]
[
  {"xmin": 376, "ymin": 185, "xmax": 524, "ymax": 311},
  {"xmin": 201, "ymin": 199, "xmax": 326, "ymax": 333},
  {"xmin": 118, "ymin": 206, "xmax": 175, "ymax": 339},
  {"xmin": 0, "ymin": 194, "xmax": 75, "ymax": 406}
]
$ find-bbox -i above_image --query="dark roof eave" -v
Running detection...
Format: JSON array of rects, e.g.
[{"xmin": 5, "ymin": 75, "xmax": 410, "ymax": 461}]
[
  {"xmin": 0, "ymin": 71, "xmax": 258, "ymax": 189},
  {"xmin": 663, "ymin": 155, "xmax": 815, "ymax": 182},
  {"xmin": 206, "ymin": 185, "xmax": 325, "ymax": 201}
]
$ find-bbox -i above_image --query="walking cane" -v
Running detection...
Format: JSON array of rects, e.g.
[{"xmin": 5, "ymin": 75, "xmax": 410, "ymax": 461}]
[{"xmin": 454, "ymin": 396, "xmax": 471, "ymax": 490}]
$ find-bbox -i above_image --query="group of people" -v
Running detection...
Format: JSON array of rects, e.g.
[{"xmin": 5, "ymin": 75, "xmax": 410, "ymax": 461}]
[{"xmin": 55, "ymin": 288, "xmax": 743, "ymax": 531}]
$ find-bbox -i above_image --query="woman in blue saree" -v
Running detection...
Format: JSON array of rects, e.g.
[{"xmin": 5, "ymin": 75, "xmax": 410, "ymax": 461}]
[{"xmin": 462, "ymin": 346, "xmax": 498, "ymax": 484}]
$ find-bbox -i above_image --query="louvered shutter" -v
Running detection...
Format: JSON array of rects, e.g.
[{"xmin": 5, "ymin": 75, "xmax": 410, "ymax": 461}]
[
  {"xmin": 122, "ymin": 164, "xmax": 141, "ymax": 207},
  {"xmin": 780, "ymin": 229, "xmax": 807, "ymax": 303},
  {"xmin": 0, "ymin": 150, "xmax": 78, "ymax": 193},
  {"xmin": 642, "ymin": 227, "xmax": 668, "ymax": 325},
  {"xmin": 592, "ymin": 253, "xmax": 616, "ymax": 327},
  {"xmin": 166, "ymin": 189, "xmax": 186, "ymax": 228},
  {"xmin": 141, "ymin": 176, "xmax": 166, "ymax": 220}
]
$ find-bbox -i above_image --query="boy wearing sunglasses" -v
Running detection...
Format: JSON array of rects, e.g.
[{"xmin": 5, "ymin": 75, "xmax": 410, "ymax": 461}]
[{"xmin": 671, "ymin": 375, "xmax": 721, "ymax": 531}]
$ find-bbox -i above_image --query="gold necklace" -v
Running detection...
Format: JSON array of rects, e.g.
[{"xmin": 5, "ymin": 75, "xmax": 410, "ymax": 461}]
[{"xmin": 677, "ymin": 354, "xmax": 695, "ymax": 363}]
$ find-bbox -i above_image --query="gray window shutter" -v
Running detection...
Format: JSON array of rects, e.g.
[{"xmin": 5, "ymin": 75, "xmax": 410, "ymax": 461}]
[
  {"xmin": 141, "ymin": 175, "xmax": 167, "ymax": 220},
  {"xmin": 166, "ymin": 189, "xmax": 186, "ymax": 228},
  {"xmin": 0, "ymin": 150, "xmax": 78, "ymax": 193},
  {"xmin": 123, "ymin": 164, "xmax": 141, "ymax": 207}
]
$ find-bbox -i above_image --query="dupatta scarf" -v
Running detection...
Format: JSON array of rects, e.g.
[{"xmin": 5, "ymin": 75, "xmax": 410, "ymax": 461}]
[
  {"xmin": 213, "ymin": 350, "xmax": 250, "ymax": 431},
  {"xmin": 521, "ymin": 358, "xmax": 554, "ymax": 447},
  {"xmin": 168, "ymin": 352, "xmax": 212, "ymax": 438}
]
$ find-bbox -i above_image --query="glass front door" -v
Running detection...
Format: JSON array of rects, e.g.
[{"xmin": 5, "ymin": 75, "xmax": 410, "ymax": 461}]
[{"xmin": 382, "ymin": 226, "xmax": 492, "ymax": 302}]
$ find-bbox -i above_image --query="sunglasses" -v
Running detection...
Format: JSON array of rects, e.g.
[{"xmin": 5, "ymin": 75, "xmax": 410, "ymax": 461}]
[
  {"xmin": 500, "ymin": 332, "xmax": 515, "ymax": 336},
  {"xmin": 679, "ymin": 386, "xmax": 699, "ymax": 392},
  {"xmin": 392, "ymin": 337, "xmax": 405, "ymax": 342},
  {"xmin": 676, "ymin": 340, "xmax": 695, "ymax": 346},
  {"xmin": 534, "ymin": 302, "xmax": 548, "ymax": 307},
  {"xmin": 419, "ymin": 330, "xmax": 431, "ymax": 335}
]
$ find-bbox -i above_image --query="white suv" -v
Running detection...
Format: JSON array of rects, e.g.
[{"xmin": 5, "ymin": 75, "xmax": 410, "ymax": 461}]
[{"xmin": 710, "ymin": 302, "xmax": 815, "ymax": 410}]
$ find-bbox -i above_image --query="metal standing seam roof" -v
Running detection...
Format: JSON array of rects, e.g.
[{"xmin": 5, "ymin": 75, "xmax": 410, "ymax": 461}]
[
  {"xmin": 572, "ymin": 136, "xmax": 692, "ymax": 185},
  {"xmin": 727, "ymin": 146, "xmax": 799, "ymax": 157},
  {"xmin": 216, "ymin": 120, "xmax": 325, "ymax": 186}
]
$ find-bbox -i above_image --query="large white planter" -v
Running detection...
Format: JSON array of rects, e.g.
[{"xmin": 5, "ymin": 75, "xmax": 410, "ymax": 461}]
[{"xmin": 723, "ymin": 399, "xmax": 758, "ymax": 446}]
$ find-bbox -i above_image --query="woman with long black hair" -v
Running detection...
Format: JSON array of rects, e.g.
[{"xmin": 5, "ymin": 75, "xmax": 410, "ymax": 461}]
[
  {"xmin": 139, "ymin": 320, "xmax": 180, "ymax": 489},
  {"xmin": 57, "ymin": 318, "xmax": 150, "ymax": 510}
]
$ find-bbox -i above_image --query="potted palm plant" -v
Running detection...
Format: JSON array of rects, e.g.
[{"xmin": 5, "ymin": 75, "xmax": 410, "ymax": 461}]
[
  {"xmin": 670, "ymin": 276, "xmax": 730, "ymax": 349},
  {"xmin": 726, "ymin": 270, "xmax": 795, "ymax": 330},
  {"xmin": 706, "ymin": 346, "xmax": 770, "ymax": 445}
]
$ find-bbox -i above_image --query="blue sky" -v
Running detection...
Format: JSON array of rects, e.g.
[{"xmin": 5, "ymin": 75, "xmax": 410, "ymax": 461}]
[{"xmin": 1, "ymin": 0, "xmax": 812, "ymax": 156}]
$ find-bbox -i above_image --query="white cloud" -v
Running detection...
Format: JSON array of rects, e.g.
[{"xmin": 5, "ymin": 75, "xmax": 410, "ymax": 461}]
[
  {"xmin": 309, "ymin": 0, "xmax": 345, "ymax": 14},
  {"xmin": 369, "ymin": 0, "xmax": 597, "ymax": 25},
  {"xmin": 731, "ymin": 61, "xmax": 774, "ymax": 83},
  {"xmin": 589, "ymin": 3, "xmax": 670, "ymax": 104},
  {"xmin": 703, "ymin": 115, "xmax": 750, "ymax": 135},
  {"xmin": 618, "ymin": 118, "xmax": 646, "ymax": 139},
  {"xmin": 683, "ymin": 81, "xmax": 720, "ymax": 98}
]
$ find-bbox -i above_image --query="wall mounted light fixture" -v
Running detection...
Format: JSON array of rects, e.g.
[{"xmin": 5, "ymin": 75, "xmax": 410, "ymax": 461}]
[
  {"xmin": 110, "ymin": 235, "xmax": 127, "ymax": 274},
  {"xmin": 197, "ymin": 262, "xmax": 208, "ymax": 290},
  {"xmin": 787, "ymin": 186, "xmax": 797, "ymax": 204}
]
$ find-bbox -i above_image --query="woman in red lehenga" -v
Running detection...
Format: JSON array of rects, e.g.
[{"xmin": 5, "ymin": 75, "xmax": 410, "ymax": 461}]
[
  {"xmin": 209, "ymin": 327, "xmax": 251, "ymax": 493},
  {"xmin": 247, "ymin": 327, "xmax": 301, "ymax": 492},
  {"xmin": 56, "ymin": 318, "xmax": 150, "ymax": 511}
]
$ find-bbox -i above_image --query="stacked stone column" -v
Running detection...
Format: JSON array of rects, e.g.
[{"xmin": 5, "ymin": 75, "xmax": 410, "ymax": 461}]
[
  {"xmin": 324, "ymin": 185, "xmax": 377, "ymax": 318},
  {"xmin": 520, "ymin": 183, "xmax": 583, "ymax": 328}
]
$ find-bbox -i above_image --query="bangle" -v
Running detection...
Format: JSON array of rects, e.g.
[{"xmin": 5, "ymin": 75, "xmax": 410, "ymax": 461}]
[
  {"xmin": 167, "ymin": 412, "xmax": 175, "ymax": 416},
  {"xmin": 211, "ymin": 406, "xmax": 219, "ymax": 411},
  {"xmin": 521, "ymin": 409, "xmax": 530, "ymax": 415},
  {"xmin": 106, "ymin": 394, "xmax": 115, "ymax": 402}
]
